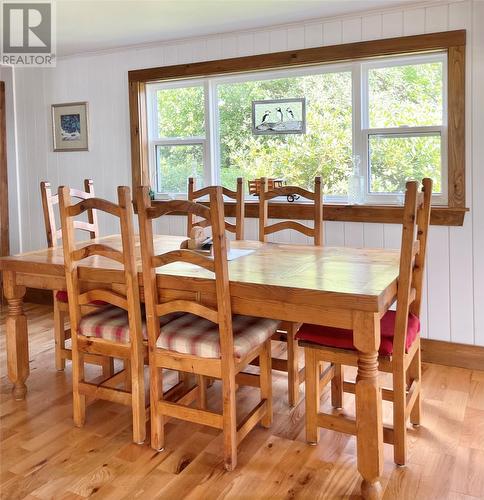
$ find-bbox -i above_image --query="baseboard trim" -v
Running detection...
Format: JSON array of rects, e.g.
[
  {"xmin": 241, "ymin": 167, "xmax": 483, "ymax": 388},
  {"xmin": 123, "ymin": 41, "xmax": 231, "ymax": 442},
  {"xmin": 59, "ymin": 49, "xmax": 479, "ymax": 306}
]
[{"xmin": 421, "ymin": 338, "xmax": 484, "ymax": 371}]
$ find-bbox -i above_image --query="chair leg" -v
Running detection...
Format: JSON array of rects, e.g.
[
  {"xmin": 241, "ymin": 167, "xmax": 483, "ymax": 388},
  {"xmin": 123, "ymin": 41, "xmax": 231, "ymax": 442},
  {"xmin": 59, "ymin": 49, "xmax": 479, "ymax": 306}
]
[
  {"xmin": 150, "ymin": 364, "xmax": 165, "ymax": 451},
  {"xmin": 393, "ymin": 368, "xmax": 407, "ymax": 466},
  {"xmin": 124, "ymin": 359, "xmax": 132, "ymax": 391},
  {"xmin": 304, "ymin": 347, "xmax": 320, "ymax": 445},
  {"xmin": 197, "ymin": 375, "xmax": 207, "ymax": 410},
  {"xmin": 259, "ymin": 339, "xmax": 273, "ymax": 428},
  {"xmin": 130, "ymin": 352, "xmax": 146, "ymax": 445},
  {"xmin": 101, "ymin": 357, "xmax": 115, "ymax": 378},
  {"xmin": 72, "ymin": 349, "xmax": 86, "ymax": 427},
  {"xmin": 409, "ymin": 344, "xmax": 422, "ymax": 426},
  {"xmin": 53, "ymin": 301, "xmax": 66, "ymax": 371},
  {"xmin": 331, "ymin": 364, "xmax": 344, "ymax": 409},
  {"xmin": 287, "ymin": 323, "xmax": 300, "ymax": 407},
  {"xmin": 179, "ymin": 371, "xmax": 192, "ymax": 390},
  {"xmin": 222, "ymin": 370, "xmax": 237, "ymax": 471}
]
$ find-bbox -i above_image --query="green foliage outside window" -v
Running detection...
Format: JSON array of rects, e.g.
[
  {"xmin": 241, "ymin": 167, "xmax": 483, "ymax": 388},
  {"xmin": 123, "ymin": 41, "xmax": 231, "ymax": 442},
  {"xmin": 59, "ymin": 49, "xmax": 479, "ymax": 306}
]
[{"xmin": 154, "ymin": 61, "xmax": 443, "ymax": 196}]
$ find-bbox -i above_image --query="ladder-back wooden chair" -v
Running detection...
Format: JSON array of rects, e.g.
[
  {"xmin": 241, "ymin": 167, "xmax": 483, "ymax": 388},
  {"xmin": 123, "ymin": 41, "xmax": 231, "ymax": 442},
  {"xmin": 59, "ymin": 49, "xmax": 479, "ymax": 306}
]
[
  {"xmin": 59, "ymin": 185, "xmax": 147, "ymax": 444},
  {"xmin": 188, "ymin": 177, "xmax": 245, "ymax": 240},
  {"xmin": 137, "ymin": 185, "xmax": 277, "ymax": 470},
  {"xmin": 258, "ymin": 176, "xmax": 323, "ymax": 406},
  {"xmin": 297, "ymin": 178, "xmax": 432, "ymax": 466},
  {"xmin": 40, "ymin": 179, "xmax": 111, "ymax": 373}
]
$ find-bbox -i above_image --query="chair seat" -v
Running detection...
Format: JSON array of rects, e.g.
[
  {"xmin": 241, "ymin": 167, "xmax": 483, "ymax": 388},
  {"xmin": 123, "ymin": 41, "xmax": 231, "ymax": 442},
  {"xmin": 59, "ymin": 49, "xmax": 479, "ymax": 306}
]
[
  {"xmin": 55, "ymin": 290, "xmax": 107, "ymax": 306},
  {"xmin": 157, "ymin": 313, "xmax": 280, "ymax": 359},
  {"xmin": 79, "ymin": 306, "xmax": 180, "ymax": 344},
  {"xmin": 295, "ymin": 310, "xmax": 420, "ymax": 356},
  {"xmin": 55, "ymin": 290, "xmax": 69, "ymax": 303}
]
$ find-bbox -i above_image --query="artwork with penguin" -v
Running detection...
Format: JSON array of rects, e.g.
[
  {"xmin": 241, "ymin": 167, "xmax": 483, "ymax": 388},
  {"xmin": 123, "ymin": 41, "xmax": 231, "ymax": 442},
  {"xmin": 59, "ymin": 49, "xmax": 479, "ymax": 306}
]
[{"xmin": 252, "ymin": 98, "xmax": 306, "ymax": 135}]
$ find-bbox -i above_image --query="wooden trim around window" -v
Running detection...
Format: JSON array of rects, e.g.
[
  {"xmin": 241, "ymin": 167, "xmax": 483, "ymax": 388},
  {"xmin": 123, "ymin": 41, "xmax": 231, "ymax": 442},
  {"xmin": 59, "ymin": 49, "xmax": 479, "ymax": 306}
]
[
  {"xmin": 128, "ymin": 29, "xmax": 467, "ymax": 226},
  {"xmin": 128, "ymin": 30, "xmax": 465, "ymax": 83}
]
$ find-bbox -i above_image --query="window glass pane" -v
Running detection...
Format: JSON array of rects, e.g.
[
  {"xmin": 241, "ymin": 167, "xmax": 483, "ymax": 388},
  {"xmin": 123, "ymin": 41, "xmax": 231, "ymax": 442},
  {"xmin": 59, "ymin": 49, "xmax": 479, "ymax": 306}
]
[
  {"xmin": 157, "ymin": 86, "xmax": 205, "ymax": 138},
  {"xmin": 369, "ymin": 134, "xmax": 441, "ymax": 193},
  {"xmin": 155, "ymin": 144, "xmax": 204, "ymax": 194},
  {"xmin": 217, "ymin": 71, "xmax": 352, "ymax": 197},
  {"xmin": 368, "ymin": 61, "xmax": 443, "ymax": 128}
]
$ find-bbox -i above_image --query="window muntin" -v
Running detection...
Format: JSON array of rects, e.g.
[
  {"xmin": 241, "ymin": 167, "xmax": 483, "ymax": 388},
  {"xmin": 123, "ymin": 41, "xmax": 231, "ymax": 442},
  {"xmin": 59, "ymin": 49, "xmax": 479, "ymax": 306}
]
[{"xmin": 147, "ymin": 52, "xmax": 447, "ymax": 204}]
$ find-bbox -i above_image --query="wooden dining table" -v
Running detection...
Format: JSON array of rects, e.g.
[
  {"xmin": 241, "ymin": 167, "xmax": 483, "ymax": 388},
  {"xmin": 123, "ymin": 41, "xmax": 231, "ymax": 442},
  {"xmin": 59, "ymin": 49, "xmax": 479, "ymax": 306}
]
[{"xmin": 0, "ymin": 234, "xmax": 400, "ymax": 499}]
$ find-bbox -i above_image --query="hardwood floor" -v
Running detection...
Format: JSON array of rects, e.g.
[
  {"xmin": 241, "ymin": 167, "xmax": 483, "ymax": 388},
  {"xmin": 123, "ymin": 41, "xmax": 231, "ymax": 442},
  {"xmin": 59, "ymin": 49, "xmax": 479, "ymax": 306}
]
[{"xmin": 1, "ymin": 303, "xmax": 483, "ymax": 499}]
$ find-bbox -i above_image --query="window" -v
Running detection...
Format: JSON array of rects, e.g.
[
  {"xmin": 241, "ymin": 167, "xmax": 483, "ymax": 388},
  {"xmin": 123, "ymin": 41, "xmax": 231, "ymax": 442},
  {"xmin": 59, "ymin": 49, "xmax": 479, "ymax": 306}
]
[
  {"xmin": 132, "ymin": 30, "xmax": 466, "ymax": 224},
  {"xmin": 147, "ymin": 81, "xmax": 208, "ymax": 195},
  {"xmin": 360, "ymin": 54, "xmax": 447, "ymax": 204},
  {"xmin": 147, "ymin": 52, "xmax": 446, "ymax": 205}
]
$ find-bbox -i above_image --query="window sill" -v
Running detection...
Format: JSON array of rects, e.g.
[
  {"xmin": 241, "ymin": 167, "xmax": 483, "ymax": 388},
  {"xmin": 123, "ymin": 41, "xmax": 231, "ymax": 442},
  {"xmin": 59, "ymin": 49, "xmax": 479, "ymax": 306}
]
[{"xmin": 150, "ymin": 200, "xmax": 468, "ymax": 226}]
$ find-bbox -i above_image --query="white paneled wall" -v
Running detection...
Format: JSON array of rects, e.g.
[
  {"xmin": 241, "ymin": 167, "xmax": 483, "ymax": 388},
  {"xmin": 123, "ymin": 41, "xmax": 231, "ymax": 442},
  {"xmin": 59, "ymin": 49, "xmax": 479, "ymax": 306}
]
[{"xmin": 11, "ymin": 0, "xmax": 484, "ymax": 347}]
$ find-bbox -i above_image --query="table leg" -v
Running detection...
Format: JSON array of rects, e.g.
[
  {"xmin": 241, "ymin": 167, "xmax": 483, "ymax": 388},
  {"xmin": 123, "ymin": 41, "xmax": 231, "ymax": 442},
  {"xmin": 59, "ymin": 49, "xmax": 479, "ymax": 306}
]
[
  {"xmin": 353, "ymin": 311, "xmax": 383, "ymax": 500},
  {"xmin": 3, "ymin": 271, "xmax": 29, "ymax": 400}
]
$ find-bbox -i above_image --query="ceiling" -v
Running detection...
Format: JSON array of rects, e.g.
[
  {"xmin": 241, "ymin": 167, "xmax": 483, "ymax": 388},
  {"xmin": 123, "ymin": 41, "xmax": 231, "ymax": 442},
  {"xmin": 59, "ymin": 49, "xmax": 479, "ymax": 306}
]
[{"xmin": 55, "ymin": 0, "xmax": 424, "ymax": 57}]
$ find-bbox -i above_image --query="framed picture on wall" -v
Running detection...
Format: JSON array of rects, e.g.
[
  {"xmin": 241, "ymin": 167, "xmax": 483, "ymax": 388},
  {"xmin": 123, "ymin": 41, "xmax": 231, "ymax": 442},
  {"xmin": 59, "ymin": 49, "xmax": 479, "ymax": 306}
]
[
  {"xmin": 252, "ymin": 98, "xmax": 306, "ymax": 135},
  {"xmin": 51, "ymin": 102, "xmax": 89, "ymax": 151}
]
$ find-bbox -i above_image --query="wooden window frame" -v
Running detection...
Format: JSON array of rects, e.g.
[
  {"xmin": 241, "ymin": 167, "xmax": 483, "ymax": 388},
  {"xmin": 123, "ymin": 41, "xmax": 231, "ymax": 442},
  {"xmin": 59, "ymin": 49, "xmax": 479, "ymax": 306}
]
[{"xmin": 129, "ymin": 30, "xmax": 467, "ymax": 226}]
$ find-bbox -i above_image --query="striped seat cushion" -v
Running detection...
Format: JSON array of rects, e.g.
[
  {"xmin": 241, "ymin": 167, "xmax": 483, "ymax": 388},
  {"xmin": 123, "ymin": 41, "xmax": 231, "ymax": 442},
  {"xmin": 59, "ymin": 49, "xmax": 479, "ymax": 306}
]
[
  {"xmin": 79, "ymin": 306, "xmax": 180, "ymax": 344},
  {"xmin": 157, "ymin": 313, "xmax": 280, "ymax": 359}
]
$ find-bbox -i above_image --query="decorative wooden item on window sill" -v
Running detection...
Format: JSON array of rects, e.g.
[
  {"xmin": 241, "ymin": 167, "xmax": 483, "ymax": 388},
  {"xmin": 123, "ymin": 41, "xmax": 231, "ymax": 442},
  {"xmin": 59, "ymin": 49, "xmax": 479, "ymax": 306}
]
[{"xmin": 248, "ymin": 178, "xmax": 300, "ymax": 203}]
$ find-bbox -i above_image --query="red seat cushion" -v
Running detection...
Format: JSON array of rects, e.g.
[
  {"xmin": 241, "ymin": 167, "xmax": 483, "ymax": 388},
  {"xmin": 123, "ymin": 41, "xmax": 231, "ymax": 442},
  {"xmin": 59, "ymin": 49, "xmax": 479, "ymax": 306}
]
[
  {"xmin": 295, "ymin": 310, "xmax": 420, "ymax": 356},
  {"xmin": 55, "ymin": 290, "xmax": 69, "ymax": 303},
  {"xmin": 55, "ymin": 290, "xmax": 107, "ymax": 307}
]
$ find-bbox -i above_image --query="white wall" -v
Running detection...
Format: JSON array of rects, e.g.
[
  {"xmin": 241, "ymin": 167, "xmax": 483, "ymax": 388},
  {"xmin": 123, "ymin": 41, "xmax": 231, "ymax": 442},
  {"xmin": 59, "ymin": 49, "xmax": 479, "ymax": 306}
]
[{"xmin": 11, "ymin": 0, "xmax": 484, "ymax": 347}]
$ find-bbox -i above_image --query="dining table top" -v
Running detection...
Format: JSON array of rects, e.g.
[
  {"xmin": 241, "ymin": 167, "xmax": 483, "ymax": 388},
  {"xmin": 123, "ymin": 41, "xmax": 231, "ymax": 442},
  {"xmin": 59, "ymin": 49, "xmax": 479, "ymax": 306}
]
[{"xmin": 0, "ymin": 234, "xmax": 400, "ymax": 314}]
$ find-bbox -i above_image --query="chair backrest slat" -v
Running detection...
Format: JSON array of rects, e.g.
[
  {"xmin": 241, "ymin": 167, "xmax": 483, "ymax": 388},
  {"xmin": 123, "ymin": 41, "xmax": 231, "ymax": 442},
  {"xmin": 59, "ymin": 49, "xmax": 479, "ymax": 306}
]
[
  {"xmin": 59, "ymin": 186, "xmax": 143, "ymax": 347},
  {"xmin": 393, "ymin": 178, "xmax": 432, "ymax": 357},
  {"xmin": 188, "ymin": 177, "xmax": 245, "ymax": 240},
  {"xmin": 258, "ymin": 177, "xmax": 323, "ymax": 245},
  {"xmin": 152, "ymin": 249, "xmax": 215, "ymax": 273},
  {"xmin": 67, "ymin": 197, "xmax": 121, "ymax": 218},
  {"xmin": 71, "ymin": 243, "xmax": 124, "ymax": 264},
  {"xmin": 264, "ymin": 220, "xmax": 315, "ymax": 238},
  {"xmin": 40, "ymin": 179, "xmax": 99, "ymax": 248},
  {"xmin": 138, "ymin": 186, "xmax": 235, "ymax": 363},
  {"xmin": 155, "ymin": 300, "xmax": 219, "ymax": 323},
  {"xmin": 78, "ymin": 290, "xmax": 128, "ymax": 310}
]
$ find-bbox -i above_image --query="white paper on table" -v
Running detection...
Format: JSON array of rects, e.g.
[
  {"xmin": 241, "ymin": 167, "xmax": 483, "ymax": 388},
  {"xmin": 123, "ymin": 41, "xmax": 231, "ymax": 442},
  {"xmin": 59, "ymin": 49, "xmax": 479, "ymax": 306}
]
[{"xmin": 226, "ymin": 249, "xmax": 255, "ymax": 261}]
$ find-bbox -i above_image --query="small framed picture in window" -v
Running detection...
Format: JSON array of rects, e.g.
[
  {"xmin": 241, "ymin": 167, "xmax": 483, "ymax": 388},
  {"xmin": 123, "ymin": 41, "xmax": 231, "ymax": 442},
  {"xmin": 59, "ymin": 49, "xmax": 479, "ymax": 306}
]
[
  {"xmin": 51, "ymin": 102, "xmax": 89, "ymax": 151},
  {"xmin": 252, "ymin": 98, "xmax": 306, "ymax": 135}
]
